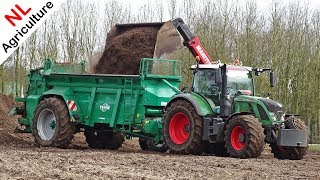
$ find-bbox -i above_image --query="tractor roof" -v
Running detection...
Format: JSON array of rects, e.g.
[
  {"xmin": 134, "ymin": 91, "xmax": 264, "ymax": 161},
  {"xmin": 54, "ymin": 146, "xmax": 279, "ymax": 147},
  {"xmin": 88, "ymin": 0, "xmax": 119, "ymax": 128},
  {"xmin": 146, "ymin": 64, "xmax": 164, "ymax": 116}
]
[{"xmin": 190, "ymin": 64, "xmax": 252, "ymax": 71}]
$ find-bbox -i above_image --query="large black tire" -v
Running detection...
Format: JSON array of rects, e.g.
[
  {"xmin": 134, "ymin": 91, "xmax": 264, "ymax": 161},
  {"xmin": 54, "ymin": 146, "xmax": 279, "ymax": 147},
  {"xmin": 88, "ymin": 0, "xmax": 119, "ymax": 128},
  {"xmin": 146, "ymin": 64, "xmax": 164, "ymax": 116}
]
[
  {"xmin": 270, "ymin": 118, "xmax": 308, "ymax": 160},
  {"xmin": 225, "ymin": 115, "xmax": 265, "ymax": 158},
  {"xmin": 139, "ymin": 139, "xmax": 149, "ymax": 150},
  {"xmin": 147, "ymin": 140, "xmax": 168, "ymax": 153},
  {"xmin": 85, "ymin": 130, "xmax": 124, "ymax": 150},
  {"xmin": 204, "ymin": 142, "xmax": 229, "ymax": 157},
  {"xmin": 163, "ymin": 100, "xmax": 204, "ymax": 155},
  {"xmin": 104, "ymin": 132, "xmax": 124, "ymax": 150},
  {"xmin": 32, "ymin": 97, "xmax": 75, "ymax": 148},
  {"xmin": 84, "ymin": 130, "xmax": 106, "ymax": 149},
  {"xmin": 139, "ymin": 139, "xmax": 168, "ymax": 152}
]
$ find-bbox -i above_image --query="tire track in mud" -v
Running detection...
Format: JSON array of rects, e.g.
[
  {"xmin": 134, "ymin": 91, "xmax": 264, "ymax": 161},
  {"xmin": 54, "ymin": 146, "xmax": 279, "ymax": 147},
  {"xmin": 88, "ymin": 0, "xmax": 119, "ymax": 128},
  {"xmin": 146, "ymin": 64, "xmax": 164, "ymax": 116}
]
[{"xmin": 0, "ymin": 139, "xmax": 319, "ymax": 179}]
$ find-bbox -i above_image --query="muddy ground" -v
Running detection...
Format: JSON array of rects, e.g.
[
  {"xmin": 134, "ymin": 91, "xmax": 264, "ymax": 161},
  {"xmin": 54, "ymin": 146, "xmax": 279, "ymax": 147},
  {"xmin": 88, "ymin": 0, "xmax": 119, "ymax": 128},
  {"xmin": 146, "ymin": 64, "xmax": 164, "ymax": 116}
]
[
  {"xmin": 0, "ymin": 135, "xmax": 319, "ymax": 180},
  {"xmin": 1, "ymin": 95, "xmax": 320, "ymax": 179}
]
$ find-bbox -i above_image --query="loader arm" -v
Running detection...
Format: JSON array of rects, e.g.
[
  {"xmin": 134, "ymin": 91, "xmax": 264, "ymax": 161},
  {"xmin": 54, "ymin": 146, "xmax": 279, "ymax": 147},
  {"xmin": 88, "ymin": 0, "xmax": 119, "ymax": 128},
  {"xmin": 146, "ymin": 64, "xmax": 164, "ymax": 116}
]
[{"xmin": 171, "ymin": 18, "xmax": 214, "ymax": 64}]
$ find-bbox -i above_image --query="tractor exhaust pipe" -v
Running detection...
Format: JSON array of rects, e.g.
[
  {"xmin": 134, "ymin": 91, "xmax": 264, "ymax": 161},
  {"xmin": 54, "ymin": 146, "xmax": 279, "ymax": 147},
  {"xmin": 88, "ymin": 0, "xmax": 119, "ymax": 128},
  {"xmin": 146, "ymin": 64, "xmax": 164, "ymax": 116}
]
[{"xmin": 220, "ymin": 64, "xmax": 231, "ymax": 117}]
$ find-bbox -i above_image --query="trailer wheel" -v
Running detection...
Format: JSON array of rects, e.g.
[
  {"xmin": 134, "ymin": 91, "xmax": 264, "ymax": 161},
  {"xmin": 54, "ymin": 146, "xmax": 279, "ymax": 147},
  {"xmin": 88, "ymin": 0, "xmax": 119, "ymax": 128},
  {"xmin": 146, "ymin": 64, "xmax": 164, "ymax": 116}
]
[
  {"xmin": 139, "ymin": 139, "xmax": 168, "ymax": 152},
  {"xmin": 270, "ymin": 118, "xmax": 308, "ymax": 160},
  {"xmin": 225, "ymin": 115, "xmax": 265, "ymax": 158},
  {"xmin": 163, "ymin": 100, "xmax": 204, "ymax": 155},
  {"xmin": 103, "ymin": 132, "xmax": 124, "ymax": 150},
  {"xmin": 147, "ymin": 140, "xmax": 168, "ymax": 153},
  {"xmin": 139, "ymin": 138, "xmax": 149, "ymax": 150},
  {"xmin": 84, "ymin": 130, "xmax": 105, "ymax": 149},
  {"xmin": 32, "ymin": 97, "xmax": 75, "ymax": 148},
  {"xmin": 85, "ymin": 130, "xmax": 124, "ymax": 150}
]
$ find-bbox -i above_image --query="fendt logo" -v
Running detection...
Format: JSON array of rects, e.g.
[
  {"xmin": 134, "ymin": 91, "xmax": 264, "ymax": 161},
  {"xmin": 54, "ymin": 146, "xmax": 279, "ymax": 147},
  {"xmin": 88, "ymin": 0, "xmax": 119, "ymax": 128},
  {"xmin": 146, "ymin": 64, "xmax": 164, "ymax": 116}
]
[{"xmin": 195, "ymin": 45, "xmax": 211, "ymax": 64}]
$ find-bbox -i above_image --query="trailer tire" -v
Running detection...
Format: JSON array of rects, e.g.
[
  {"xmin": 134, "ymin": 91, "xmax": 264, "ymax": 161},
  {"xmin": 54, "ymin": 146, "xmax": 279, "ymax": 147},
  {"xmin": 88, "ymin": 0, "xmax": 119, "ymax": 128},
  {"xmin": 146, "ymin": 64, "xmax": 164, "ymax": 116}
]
[
  {"xmin": 85, "ymin": 130, "xmax": 124, "ymax": 150},
  {"xmin": 84, "ymin": 130, "xmax": 105, "ymax": 149},
  {"xmin": 225, "ymin": 115, "xmax": 265, "ymax": 158},
  {"xmin": 270, "ymin": 118, "xmax": 308, "ymax": 160},
  {"xmin": 32, "ymin": 97, "xmax": 75, "ymax": 148},
  {"xmin": 163, "ymin": 100, "xmax": 204, "ymax": 155},
  {"xmin": 147, "ymin": 140, "xmax": 168, "ymax": 153},
  {"xmin": 139, "ymin": 139, "xmax": 149, "ymax": 150},
  {"xmin": 103, "ymin": 132, "xmax": 124, "ymax": 150}
]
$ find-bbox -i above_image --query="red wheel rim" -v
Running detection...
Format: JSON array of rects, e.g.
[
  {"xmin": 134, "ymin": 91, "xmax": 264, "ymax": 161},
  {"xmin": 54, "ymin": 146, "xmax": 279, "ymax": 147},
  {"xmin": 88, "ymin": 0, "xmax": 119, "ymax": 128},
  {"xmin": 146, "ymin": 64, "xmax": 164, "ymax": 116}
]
[
  {"xmin": 231, "ymin": 126, "xmax": 245, "ymax": 150},
  {"xmin": 169, "ymin": 112, "xmax": 190, "ymax": 144}
]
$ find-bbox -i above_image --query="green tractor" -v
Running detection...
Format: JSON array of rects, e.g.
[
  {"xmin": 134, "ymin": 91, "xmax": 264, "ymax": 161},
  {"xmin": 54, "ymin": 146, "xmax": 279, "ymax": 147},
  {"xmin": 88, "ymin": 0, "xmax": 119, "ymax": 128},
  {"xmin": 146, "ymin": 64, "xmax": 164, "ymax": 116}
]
[{"xmin": 163, "ymin": 63, "xmax": 308, "ymax": 159}]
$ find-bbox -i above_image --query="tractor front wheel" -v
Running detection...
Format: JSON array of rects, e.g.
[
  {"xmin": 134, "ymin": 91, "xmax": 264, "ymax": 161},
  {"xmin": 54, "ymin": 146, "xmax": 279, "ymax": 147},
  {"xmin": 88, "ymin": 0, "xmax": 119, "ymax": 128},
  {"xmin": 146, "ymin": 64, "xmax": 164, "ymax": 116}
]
[
  {"xmin": 32, "ymin": 97, "xmax": 75, "ymax": 148},
  {"xmin": 225, "ymin": 115, "xmax": 265, "ymax": 158},
  {"xmin": 163, "ymin": 100, "xmax": 204, "ymax": 155}
]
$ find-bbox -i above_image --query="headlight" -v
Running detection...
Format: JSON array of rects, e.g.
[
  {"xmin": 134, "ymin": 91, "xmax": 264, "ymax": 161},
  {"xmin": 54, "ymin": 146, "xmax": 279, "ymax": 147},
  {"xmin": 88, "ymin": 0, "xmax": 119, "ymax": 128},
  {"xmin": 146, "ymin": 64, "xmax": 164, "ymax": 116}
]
[{"xmin": 269, "ymin": 112, "xmax": 277, "ymax": 121}]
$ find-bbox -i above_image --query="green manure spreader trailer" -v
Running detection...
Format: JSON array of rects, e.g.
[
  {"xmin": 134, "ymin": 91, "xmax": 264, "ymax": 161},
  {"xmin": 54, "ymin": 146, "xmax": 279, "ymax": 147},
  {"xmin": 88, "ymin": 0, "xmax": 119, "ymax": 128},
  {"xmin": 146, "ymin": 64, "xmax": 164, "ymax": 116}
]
[{"xmin": 14, "ymin": 58, "xmax": 181, "ymax": 151}]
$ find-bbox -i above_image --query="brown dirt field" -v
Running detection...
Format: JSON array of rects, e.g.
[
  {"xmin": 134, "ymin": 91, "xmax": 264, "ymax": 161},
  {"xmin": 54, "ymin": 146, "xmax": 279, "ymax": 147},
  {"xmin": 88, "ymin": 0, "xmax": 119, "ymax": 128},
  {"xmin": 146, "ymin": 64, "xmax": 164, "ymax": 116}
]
[
  {"xmin": 1, "ymin": 94, "xmax": 320, "ymax": 179},
  {"xmin": 0, "ymin": 136, "xmax": 320, "ymax": 179},
  {"xmin": 94, "ymin": 26, "xmax": 160, "ymax": 75}
]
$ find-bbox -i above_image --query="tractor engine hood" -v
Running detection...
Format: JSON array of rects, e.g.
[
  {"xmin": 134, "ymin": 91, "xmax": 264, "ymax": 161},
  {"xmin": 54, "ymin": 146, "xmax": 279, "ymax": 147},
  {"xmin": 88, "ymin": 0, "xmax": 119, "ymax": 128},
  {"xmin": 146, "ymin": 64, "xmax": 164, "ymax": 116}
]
[{"xmin": 258, "ymin": 98, "xmax": 285, "ymax": 120}]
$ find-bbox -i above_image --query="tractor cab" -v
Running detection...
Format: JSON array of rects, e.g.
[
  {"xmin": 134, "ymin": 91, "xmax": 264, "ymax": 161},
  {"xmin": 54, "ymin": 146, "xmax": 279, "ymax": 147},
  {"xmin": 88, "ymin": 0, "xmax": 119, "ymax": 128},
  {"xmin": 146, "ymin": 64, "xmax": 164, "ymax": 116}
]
[{"xmin": 191, "ymin": 63, "xmax": 255, "ymax": 105}]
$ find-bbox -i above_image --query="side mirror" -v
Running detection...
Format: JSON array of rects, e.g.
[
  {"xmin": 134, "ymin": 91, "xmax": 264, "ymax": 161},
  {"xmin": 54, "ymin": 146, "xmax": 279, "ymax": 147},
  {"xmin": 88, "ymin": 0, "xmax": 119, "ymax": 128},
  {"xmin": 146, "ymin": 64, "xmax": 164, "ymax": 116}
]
[
  {"xmin": 270, "ymin": 71, "xmax": 275, "ymax": 87},
  {"xmin": 215, "ymin": 68, "xmax": 222, "ymax": 84}
]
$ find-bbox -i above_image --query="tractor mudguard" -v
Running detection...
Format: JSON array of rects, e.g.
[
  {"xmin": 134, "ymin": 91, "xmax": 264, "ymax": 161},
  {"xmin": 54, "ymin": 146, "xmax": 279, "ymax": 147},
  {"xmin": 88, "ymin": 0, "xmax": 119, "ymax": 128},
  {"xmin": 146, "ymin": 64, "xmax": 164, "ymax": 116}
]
[
  {"xmin": 166, "ymin": 93, "xmax": 214, "ymax": 116},
  {"xmin": 226, "ymin": 112, "xmax": 254, "ymax": 123},
  {"xmin": 42, "ymin": 87, "xmax": 81, "ymax": 122}
]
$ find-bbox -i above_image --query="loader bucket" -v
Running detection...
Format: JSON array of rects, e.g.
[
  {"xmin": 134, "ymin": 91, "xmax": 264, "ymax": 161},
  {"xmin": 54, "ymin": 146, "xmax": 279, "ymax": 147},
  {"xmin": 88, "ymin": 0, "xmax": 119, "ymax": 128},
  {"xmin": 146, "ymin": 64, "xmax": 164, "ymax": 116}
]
[
  {"xmin": 153, "ymin": 21, "xmax": 183, "ymax": 58},
  {"xmin": 108, "ymin": 21, "xmax": 183, "ymax": 59},
  {"xmin": 94, "ymin": 20, "xmax": 183, "ymax": 75}
]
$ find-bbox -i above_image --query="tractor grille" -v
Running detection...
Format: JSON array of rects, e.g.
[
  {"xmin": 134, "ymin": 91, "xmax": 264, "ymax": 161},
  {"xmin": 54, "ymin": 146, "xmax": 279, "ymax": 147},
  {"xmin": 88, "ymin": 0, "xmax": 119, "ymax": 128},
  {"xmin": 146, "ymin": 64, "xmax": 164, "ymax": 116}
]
[{"xmin": 259, "ymin": 98, "xmax": 285, "ymax": 120}]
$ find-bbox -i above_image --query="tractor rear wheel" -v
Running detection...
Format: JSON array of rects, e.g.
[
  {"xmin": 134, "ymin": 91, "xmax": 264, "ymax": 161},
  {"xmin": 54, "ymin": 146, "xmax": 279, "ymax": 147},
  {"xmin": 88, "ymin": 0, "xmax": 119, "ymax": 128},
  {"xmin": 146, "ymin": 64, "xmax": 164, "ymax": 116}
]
[
  {"xmin": 32, "ymin": 97, "xmax": 75, "ymax": 148},
  {"xmin": 85, "ymin": 130, "xmax": 124, "ymax": 150},
  {"xmin": 225, "ymin": 115, "xmax": 265, "ymax": 158},
  {"xmin": 270, "ymin": 118, "xmax": 308, "ymax": 160},
  {"xmin": 163, "ymin": 100, "xmax": 204, "ymax": 155}
]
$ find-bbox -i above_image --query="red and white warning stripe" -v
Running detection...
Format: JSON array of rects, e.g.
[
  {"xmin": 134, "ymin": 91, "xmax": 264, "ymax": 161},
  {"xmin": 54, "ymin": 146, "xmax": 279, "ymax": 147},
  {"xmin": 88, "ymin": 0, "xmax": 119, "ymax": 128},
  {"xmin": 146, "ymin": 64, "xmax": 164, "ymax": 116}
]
[{"xmin": 67, "ymin": 100, "xmax": 77, "ymax": 111}]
